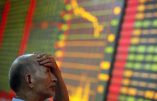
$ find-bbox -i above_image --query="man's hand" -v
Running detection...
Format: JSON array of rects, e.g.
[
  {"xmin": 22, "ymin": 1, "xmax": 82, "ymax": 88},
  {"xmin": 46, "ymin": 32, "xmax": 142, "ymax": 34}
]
[{"xmin": 36, "ymin": 53, "xmax": 61, "ymax": 76}]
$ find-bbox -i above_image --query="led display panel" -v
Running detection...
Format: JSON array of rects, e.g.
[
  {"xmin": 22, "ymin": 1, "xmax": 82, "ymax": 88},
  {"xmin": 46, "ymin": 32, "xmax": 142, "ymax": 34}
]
[
  {"xmin": 55, "ymin": 0, "xmax": 124, "ymax": 101},
  {"xmin": 107, "ymin": 0, "xmax": 157, "ymax": 101}
]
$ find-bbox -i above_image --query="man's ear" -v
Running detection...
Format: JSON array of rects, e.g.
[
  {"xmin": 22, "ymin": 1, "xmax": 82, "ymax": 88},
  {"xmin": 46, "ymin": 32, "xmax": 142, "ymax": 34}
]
[{"xmin": 25, "ymin": 74, "xmax": 34, "ymax": 88}]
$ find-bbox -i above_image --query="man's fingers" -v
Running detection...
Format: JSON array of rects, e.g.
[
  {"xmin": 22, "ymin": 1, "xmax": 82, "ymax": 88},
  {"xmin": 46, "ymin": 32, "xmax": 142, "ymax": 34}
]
[
  {"xmin": 37, "ymin": 53, "xmax": 47, "ymax": 58},
  {"xmin": 43, "ymin": 63, "xmax": 53, "ymax": 67},
  {"xmin": 37, "ymin": 54, "xmax": 49, "ymax": 62},
  {"xmin": 39, "ymin": 59, "xmax": 49, "ymax": 64},
  {"xmin": 36, "ymin": 54, "xmax": 59, "ymax": 69}
]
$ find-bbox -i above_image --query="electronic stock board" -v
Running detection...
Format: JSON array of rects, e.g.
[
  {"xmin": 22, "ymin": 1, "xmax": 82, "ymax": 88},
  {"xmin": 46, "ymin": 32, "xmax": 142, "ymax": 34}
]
[
  {"xmin": 107, "ymin": 0, "xmax": 157, "ymax": 101},
  {"xmin": 1, "ymin": 0, "xmax": 157, "ymax": 101},
  {"xmin": 55, "ymin": 0, "xmax": 124, "ymax": 101}
]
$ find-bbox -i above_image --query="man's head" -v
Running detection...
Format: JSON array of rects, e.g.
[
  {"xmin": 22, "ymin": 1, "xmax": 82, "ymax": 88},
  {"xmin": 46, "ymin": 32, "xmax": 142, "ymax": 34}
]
[{"xmin": 9, "ymin": 54, "xmax": 57, "ymax": 99}]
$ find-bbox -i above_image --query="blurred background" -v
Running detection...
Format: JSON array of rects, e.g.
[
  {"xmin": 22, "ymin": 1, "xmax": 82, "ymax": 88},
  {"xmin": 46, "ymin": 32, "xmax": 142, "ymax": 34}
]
[{"xmin": 0, "ymin": 0, "xmax": 157, "ymax": 101}]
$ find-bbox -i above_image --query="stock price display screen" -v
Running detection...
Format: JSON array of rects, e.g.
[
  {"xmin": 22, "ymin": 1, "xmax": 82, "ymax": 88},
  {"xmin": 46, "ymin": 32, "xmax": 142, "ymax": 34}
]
[
  {"xmin": 107, "ymin": 0, "xmax": 157, "ymax": 101},
  {"xmin": 1, "ymin": 1, "xmax": 157, "ymax": 101},
  {"xmin": 25, "ymin": 0, "xmax": 64, "ymax": 54},
  {"xmin": 55, "ymin": 0, "xmax": 124, "ymax": 101},
  {"xmin": 0, "ymin": 1, "xmax": 30, "ymax": 91}
]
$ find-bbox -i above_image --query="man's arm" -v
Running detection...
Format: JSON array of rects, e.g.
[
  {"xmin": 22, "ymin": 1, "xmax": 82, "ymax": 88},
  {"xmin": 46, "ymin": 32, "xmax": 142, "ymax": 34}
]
[
  {"xmin": 37, "ymin": 54, "xmax": 69, "ymax": 101},
  {"xmin": 53, "ymin": 69, "xmax": 69, "ymax": 101}
]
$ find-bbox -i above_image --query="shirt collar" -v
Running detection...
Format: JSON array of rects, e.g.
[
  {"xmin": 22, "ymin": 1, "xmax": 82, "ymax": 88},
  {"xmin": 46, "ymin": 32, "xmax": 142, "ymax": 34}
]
[{"xmin": 12, "ymin": 97, "xmax": 24, "ymax": 101}]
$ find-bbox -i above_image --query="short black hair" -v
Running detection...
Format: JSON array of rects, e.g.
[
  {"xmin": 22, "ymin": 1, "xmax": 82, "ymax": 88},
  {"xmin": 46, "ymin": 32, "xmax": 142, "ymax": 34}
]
[{"xmin": 9, "ymin": 55, "xmax": 35, "ymax": 92}]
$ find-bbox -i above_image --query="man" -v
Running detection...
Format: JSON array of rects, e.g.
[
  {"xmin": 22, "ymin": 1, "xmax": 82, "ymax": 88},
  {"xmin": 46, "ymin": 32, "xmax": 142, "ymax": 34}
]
[{"xmin": 9, "ymin": 53, "xmax": 69, "ymax": 101}]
